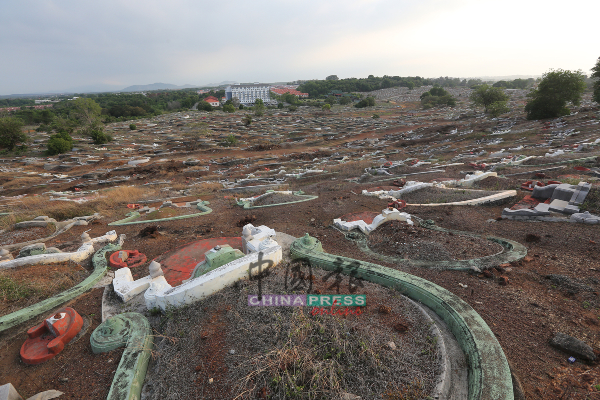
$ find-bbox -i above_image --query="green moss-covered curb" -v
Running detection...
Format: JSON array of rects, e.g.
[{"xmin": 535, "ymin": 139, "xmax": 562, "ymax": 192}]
[
  {"xmin": 345, "ymin": 219, "xmax": 527, "ymax": 271},
  {"xmin": 90, "ymin": 312, "xmax": 153, "ymax": 400},
  {"xmin": 290, "ymin": 234, "xmax": 513, "ymax": 400},
  {"xmin": 0, "ymin": 242, "xmax": 120, "ymax": 333},
  {"xmin": 237, "ymin": 190, "xmax": 318, "ymax": 209},
  {"xmin": 108, "ymin": 201, "xmax": 212, "ymax": 226}
]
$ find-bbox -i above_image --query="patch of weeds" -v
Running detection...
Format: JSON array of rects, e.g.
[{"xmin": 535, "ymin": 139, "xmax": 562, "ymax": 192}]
[
  {"xmin": 149, "ymin": 307, "xmax": 162, "ymax": 316},
  {"xmin": 583, "ymin": 301, "xmax": 591, "ymax": 309},
  {"xmin": 0, "ymin": 275, "xmax": 34, "ymax": 301}
]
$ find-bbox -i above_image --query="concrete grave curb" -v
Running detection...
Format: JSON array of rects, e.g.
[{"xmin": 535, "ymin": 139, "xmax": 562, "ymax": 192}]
[
  {"xmin": 90, "ymin": 312, "xmax": 153, "ymax": 400},
  {"xmin": 237, "ymin": 190, "xmax": 318, "ymax": 209},
  {"xmin": 108, "ymin": 200, "xmax": 212, "ymax": 226},
  {"xmin": 290, "ymin": 234, "xmax": 514, "ymax": 400},
  {"xmin": 343, "ymin": 218, "xmax": 527, "ymax": 271},
  {"xmin": 0, "ymin": 236, "xmax": 123, "ymax": 333}
]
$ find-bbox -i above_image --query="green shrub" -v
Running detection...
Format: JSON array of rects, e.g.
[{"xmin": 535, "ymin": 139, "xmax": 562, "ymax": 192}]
[
  {"xmin": 129, "ymin": 124, "xmax": 137, "ymax": 130},
  {"xmin": 47, "ymin": 131, "xmax": 73, "ymax": 155}
]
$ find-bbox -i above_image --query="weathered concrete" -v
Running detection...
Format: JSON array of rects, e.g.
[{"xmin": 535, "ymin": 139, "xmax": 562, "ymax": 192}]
[{"xmin": 90, "ymin": 313, "xmax": 153, "ymax": 400}]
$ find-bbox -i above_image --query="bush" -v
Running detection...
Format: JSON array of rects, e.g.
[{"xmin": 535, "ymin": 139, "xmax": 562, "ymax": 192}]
[
  {"xmin": 223, "ymin": 104, "xmax": 235, "ymax": 113},
  {"xmin": 354, "ymin": 97, "xmax": 376, "ymax": 108},
  {"xmin": 198, "ymin": 101, "xmax": 213, "ymax": 112},
  {"xmin": 129, "ymin": 124, "xmax": 137, "ymax": 130},
  {"xmin": 90, "ymin": 129, "xmax": 112, "ymax": 145},
  {"xmin": 372, "ymin": 114, "xmax": 380, "ymax": 119},
  {"xmin": 239, "ymin": 104, "xmax": 244, "ymax": 110},
  {"xmin": 221, "ymin": 134, "xmax": 238, "ymax": 147},
  {"xmin": 47, "ymin": 131, "xmax": 73, "ymax": 155}
]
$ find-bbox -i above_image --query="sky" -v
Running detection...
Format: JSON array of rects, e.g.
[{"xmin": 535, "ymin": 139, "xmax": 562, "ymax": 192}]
[{"xmin": 1, "ymin": 0, "xmax": 599, "ymax": 95}]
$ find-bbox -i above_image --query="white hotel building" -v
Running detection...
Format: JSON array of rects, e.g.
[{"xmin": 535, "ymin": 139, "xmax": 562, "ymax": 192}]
[{"xmin": 225, "ymin": 83, "xmax": 273, "ymax": 106}]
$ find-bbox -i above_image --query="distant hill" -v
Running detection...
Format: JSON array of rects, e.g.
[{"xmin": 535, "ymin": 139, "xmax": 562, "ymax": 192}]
[
  {"xmin": 119, "ymin": 83, "xmax": 200, "ymax": 92},
  {"xmin": 201, "ymin": 81, "xmax": 237, "ymax": 88}
]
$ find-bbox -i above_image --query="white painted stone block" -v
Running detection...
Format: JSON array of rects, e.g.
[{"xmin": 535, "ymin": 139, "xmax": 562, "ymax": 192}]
[{"xmin": 112, "ymin": 268, "xmax": 153, "ymax": 302}]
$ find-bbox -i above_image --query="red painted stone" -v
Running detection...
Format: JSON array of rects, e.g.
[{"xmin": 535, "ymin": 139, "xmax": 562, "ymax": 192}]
[
  {"xmin": 109, "ymin": 250, "xmax": 148, "ymax": 269},
  {"xmin": 154, "ymin": 237, "xmax": 243, "ymax": 286},
  {"xmin": 20, "ymin": 307, "xmax": 83, "ymax": 365}
]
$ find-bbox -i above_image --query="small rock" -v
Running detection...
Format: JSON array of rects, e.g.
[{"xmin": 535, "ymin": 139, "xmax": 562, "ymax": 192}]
[
  {"xmin": 483, "ymin": 270, "xmax": 493, "ymax": 278},
  {"xmin": 387, "ymin": 341, "xmax": 396, "ymax": 350},
  {"xmin": 523, "ymin": 256, "xmax": 534, "ymax": 262},
  {"xmin": 208, "ymin": 378, "xmax": 213, "ymax": 384},
  {"xmin": 550, "ymin": 333, "xmax": 596, "ymax": 361},
  {"xmin": 498, "ymin": 276, "xmax": 510, "ymax": 286},
  {"xmin": 229, "ymin": 349, "xmax": 235, "ymax": 354},
  {"xmin": 341, "ymin": 393, "xmax": 361, "ymax": 400},
  {"xmin": 59, "ymin": 378, "xmax": 69, "ymax": 383}
]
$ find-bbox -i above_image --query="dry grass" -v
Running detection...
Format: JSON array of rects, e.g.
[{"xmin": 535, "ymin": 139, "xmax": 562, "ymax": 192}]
[
  {"xmin": 232, "ymin": 309, "xmax": 382, "ymax": 400},
  {"xmin": 1, "ymin": 176, "xmax": 47, "ymax": 190},
  {"xmin": 2, "ymin": 185, "xmax": 149, "ymax": 223},
  {"xmin": 328, "ymin": 160, "xmax": 375, "ymax": 178}
]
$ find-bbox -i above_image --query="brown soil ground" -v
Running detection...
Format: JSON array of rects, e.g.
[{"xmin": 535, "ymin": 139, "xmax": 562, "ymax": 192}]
[
  {"xmin": 137, "ymin": 206, "xmax": 199, "ymax": 221},
  {"xmin": 0, "ymin": 288, "xmax": 122, "ymax": 400},
  {"xmin": 0, "ymin": 261, "xmax": 87, "ymax": 316},
  {"xmin": 0, "ymin": 101, "xmax": 599, "ymax": 399}
]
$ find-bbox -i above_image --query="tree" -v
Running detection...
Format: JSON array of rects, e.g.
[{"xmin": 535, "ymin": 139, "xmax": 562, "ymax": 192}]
[
  {"xmin": 0, "ymin": 117, "xmax": 26, "ymax": 150},
  {"xmin": 420, "ymin": 87, "xmax": 456, "ymax": 109},
  {"xmin": 243, "ymin": 114, "xmax": 252, "ymax": 126},
  {"xmin": 339, "ymin": 96, "xmax": 351, "ymax": 105},
  {"xmin": 71, "ymin": 98, "xmax": 102, "ymax": 126},
  {"xmin": 592, "ymin": 57, "xmax": 600, "ymax": 104},
  {"xmin": 524, "ymin": 69, "xmax": 586, "ymax": 120},
  {"xmin": 326, "ymin": 75, "xmax": 339, "ymax": 81},
  {"xmin": 322, "ymin": 103, "xmax": 331, "ymax": 111},
  {"xmin": 254, "ymin": 99, "xmax": 265, "ymax": 117},
  {"xmin": 47, "ymin": 131, "xmax": 73, "ymax": 155},
  {"xmin": 222, "ymin": 104, "xmax": 235, "ymax": 113},
  {"xmin": 470, "ymin": 85, "xmax": 509, "ymax": 113}
]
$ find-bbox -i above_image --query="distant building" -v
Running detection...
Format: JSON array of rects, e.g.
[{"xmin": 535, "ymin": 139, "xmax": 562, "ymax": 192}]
[
  {"xmin": 225, "ymin": 83, "xmax": 273, "ymax": 105},
  {"xmin": 270, "ymin": 88, "xmax": 308, "ymax": 98},
  {"xmin": 204, "ymin": 96, "xmax": 220, "ymax": 107}
]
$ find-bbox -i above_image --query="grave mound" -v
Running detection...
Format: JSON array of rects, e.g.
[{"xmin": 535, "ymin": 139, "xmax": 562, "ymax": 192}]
[
  {"xmin": 142, "ymin": 262, "xmax": 444, "ymax": 400},
  {"xmin": 0, "ymin": 261, "xmax": 87, "ymax": 317},
  {"xmin": 368, "ymin": 220, "xmax": 503, "ymax": 261},
  {"xmin": 399, "ymin": 187, "xmax": 501, "ymax": 204}
]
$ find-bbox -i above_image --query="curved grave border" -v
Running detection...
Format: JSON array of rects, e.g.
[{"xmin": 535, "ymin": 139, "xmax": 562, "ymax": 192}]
[
  {"xmin": 341, "ymin": 218, "xmax": 526, "ymax": 271},
  {"xmin": 237, "ymin": 190, "xmax": 318, "ymax": 209},
  {"xmin": 90, "ymin": 312, "xmax": 153, "ymax": 400},
  {"xmin": 404, "ymin": 189, "xmax": 517, "ymax": 207},
  {"xmin": 1, "ymin": 215, "xmax": 97, "ymax": 252},
  {"xmin": 0, "ymin": 237, "xmax": 123, "ymax": 333},
  {"xmin": 108, "ymin": 201, "xmax": 212, "ymax": 226},
  {"xmin": 290, "ymin": 234, "xmax": 514, "ymax": 400},
  {"xmin": 509, "ymin": 155, "xmax": 597, "ymax": 168}
]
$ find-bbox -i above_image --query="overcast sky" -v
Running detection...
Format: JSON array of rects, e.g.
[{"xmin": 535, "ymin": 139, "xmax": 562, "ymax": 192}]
[{"xmin": 1, "ymin": 0, "xmax": 598, "ymax": 95}]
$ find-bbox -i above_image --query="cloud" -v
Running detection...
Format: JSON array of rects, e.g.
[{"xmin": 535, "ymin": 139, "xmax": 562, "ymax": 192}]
[{"xmin": 0, "ymin": 0, "xmax": 598, "ymax": 94}]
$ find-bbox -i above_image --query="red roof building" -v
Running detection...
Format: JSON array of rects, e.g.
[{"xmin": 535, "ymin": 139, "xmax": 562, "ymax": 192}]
[
  {"xmin": 270, "ymin": 88, "xmax": 308, "ymax": 98},
  {"xmin": 204, "ymin": 96, "xmax": 220, "ymax": 107}
]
